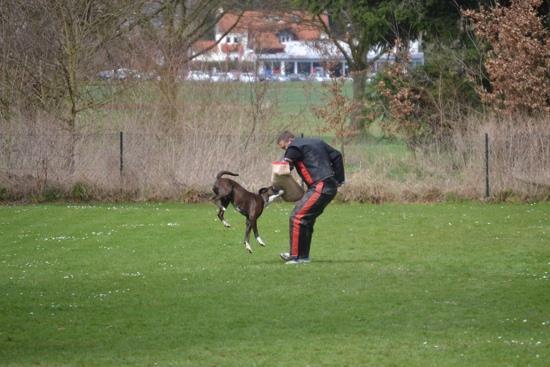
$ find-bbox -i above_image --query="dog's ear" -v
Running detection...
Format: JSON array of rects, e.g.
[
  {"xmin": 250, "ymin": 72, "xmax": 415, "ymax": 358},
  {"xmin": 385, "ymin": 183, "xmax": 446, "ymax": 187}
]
[{"xmin": 258, "ymin": 187, "xmax": 268, "ymax": 195}]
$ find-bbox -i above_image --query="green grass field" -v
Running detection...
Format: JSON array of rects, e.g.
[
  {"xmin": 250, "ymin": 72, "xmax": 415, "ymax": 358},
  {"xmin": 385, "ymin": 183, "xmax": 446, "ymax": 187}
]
[
  {"xmin": 90, "ymin": 80, "xmax": 352, "ymax": 134},
  {"xmin": 1, "ymin": 202, "xmax": 549, "ymax": 366}
]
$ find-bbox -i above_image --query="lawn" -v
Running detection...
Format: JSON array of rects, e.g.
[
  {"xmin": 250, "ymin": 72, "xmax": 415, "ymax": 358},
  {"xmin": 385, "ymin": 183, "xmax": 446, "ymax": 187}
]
[
  {"xmin": 1, "ymin": 202, "xmax": 549, "ymax": 366},
  {"xmin": 86, "ymin": 80, "xmax": 352, "ymax": 135}
]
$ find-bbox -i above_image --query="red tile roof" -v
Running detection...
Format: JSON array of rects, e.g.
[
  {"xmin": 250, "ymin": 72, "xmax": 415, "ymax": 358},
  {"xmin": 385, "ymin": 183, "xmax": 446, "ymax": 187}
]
[
  {"xmin": 220, "ymin": 43, "xmax": 244, "ymax": 54},
  {"xmin": 192, "ymin": 40, "xmax": 217, "ymax": 54},
  {"xmin": 249, "ymin": 32, "xmax": 284, "ymax": 52},
  {"xmin": 194, "ymin": 11, "xmax": 329, "ymax": 56},
  {"xmin": 218, "ymin": 10, "xmax": 328, "ymax": 42}
]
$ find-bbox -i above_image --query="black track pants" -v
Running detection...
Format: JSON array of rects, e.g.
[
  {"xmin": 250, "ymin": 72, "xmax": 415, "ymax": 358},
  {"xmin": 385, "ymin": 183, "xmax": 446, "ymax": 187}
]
[{"xmin": 289, "ymin": 179, "xmax": 337, "ymax": 258}]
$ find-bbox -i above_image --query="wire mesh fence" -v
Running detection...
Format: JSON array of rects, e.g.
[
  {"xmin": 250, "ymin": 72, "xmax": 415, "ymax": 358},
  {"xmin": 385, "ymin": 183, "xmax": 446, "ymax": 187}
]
[
  {"xmin": 0, "ymin": 131, "xmax": 280, "ymax": 199},
  {"xmin": 0, "ymin": 127, "xmax": 549, "ymax": 201}
]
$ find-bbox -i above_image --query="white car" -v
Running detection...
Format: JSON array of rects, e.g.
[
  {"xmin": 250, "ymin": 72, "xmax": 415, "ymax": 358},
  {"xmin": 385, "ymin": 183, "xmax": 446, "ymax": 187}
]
[
  {"xmin": 210, "ymin": 73, "xmax": 227, "ymax": 82},
  {"xmin": 239, "ymin": 73, "xmax": 258, "ymax": 83},
  {"xmin": 114, "ymin": 68, "xmax": 141, "ymax": 80},
  {"xmin": 313, "ymin": 75, "xmax": 332, "ymax": 82},
  {"xmin": 225, "ymin": 72, "xmax": 238, "ymax": 81},
  {"xmin": 186, "ymin": 71, "xmax": 210, "ymax": 81},
  {"xmin": 97, "ymin": 68, "xmax": 140, "ymax": 81}
]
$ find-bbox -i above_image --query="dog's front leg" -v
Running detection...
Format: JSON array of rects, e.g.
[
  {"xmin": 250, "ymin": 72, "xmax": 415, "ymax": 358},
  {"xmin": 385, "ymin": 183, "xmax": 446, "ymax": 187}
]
[
  {"xmin": 251, "ymin": 219, "xmax": 265, "ymax": 246},
  {"xmin": 215, "ymin": 202, "xmax": 231, "ymax": 228},
  {"xmin": 219, "ymin": 207, "xmax": 231, "ymax": 228},
  {"xmin": 243, "ymin": 219, "xmax": 253, "ymax": 253}
]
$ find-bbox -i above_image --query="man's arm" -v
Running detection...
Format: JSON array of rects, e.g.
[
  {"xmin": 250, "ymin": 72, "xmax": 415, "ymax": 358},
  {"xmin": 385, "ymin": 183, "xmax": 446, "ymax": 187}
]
[
  {"xmin": 283, "ymin": 146, "xmax": 302, "ymax": 170},
  {"xmin": 324, "ymin": 142, "xmax": 345, "ymax": 184}
]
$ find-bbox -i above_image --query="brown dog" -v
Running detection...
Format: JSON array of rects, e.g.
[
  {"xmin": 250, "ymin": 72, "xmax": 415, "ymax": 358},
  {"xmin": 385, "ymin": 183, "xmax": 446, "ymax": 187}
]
[{"xmin": 212, "ymin": 171, "xmax": 283, "ymax": 253}]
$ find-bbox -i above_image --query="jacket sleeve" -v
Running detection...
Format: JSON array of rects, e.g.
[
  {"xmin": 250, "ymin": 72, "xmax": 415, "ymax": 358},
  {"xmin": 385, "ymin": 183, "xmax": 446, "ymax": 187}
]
[
  {"xmin": 324, "ymin": 142, "xmax": 345, "ymax": 184},
  {"xmin": 283, "ymin": 146, "xmax": 302, "ymax": 171}
]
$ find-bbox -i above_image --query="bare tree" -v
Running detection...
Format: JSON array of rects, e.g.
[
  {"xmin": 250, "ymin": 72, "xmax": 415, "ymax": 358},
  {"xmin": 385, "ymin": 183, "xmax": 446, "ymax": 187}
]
[
  {"xmin": 133, "ymin": 0, "xmax": 246, "ymax": 123},
  {"xmin": 0, "ymin": 0, "xmax": 143, "ymax": 177},
  {"xmin": 311, "ymin": 77, "xmax": 360, "ymax": 159},
  {"xmin": 1, "ymin": 0, "xmax": 139, "ymax": 127}
]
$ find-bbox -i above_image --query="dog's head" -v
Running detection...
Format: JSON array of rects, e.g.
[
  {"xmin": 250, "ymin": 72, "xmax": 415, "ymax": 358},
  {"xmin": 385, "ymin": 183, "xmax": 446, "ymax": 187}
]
[{"xmin": 258, "ymin": 186, "xmax": 284, "ymax": 205}]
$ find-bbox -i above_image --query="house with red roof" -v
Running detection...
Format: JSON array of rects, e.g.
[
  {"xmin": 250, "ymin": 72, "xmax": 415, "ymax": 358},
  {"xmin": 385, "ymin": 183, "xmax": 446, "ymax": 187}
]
[
  {"xmin": 191, "ymin": 11, "xmax": 350, "ymax": 78},
  {"xmin": 190, "ymin": 10, "xmax": 423, "ymax": 80}
]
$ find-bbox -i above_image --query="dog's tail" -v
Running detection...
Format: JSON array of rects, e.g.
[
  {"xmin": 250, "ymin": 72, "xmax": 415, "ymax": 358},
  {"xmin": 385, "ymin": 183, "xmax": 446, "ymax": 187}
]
[{"xmin": 216, "ymin": 171, "xmax": 239, "ymax": 179}]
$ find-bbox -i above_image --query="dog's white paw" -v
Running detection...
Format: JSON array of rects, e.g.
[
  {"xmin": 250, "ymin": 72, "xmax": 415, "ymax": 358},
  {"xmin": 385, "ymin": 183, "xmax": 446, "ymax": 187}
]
[
  {"xmin": 256, "ymin": 236, "xmax": 266, "ymax": 246},
  {"xmin": 267, "ymin": 191, "xmax": 284, "ymax": 204},
  {"xmin": 223, "ymin": 220, "xmax": 231, "ymax": 228},
  {"xmin": 244, "ymin": 242, "xmax": 253, "ymax": 253}
]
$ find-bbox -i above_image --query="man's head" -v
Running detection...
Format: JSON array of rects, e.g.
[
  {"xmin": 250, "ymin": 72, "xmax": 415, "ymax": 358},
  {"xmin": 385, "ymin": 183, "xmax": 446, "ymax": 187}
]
[{"xmin": 276, "ymin": 131, "xmax": 295, "ymax": 150}]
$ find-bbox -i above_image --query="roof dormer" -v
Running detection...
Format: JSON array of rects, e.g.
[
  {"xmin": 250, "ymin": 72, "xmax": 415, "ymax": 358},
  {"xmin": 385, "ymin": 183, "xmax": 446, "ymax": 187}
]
[{"xmin": 277, "ymin": 30, "xmax": 296, "ymax": 43}]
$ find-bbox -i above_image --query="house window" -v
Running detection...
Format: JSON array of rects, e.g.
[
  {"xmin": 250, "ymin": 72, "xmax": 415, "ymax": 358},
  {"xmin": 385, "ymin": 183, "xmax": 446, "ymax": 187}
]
[
  {"xmin": 234, "ymin": 37, "xmax": 240, "ymax": 43},
  {"xmin": 297, "ymin": 62, "xmax": 310, "ymax": 74},
  {"xmin": 278, "ymin": 31, "xmax": 295, "ymax": 43}
]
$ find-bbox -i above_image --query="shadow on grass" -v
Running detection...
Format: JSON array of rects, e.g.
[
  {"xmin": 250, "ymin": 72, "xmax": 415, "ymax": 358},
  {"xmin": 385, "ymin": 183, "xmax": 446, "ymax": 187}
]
[
  {"xmin": 256, "ymin": 258, "xmax": 373, "ymax": 265},
  {"xmin": 306, "ymin": 259, "xmax": 372, "ymax": 264}
]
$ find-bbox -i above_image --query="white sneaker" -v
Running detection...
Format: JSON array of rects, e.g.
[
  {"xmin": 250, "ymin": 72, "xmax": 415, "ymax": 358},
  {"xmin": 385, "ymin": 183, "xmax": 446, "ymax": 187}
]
[
  {"xmin": 280, "ymin": 252, "xmax": 294, "ymax": 261},
  {"xmin": 280, "ymin": 252, "xmax": 311, "ymax": 264}
]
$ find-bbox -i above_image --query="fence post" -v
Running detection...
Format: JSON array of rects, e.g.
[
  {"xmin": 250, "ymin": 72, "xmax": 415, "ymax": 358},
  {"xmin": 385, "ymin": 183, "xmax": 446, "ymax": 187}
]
[
  {"xmin": 119, "ymin": 131, "xmax": 124, "ymax": 175},
  {"xmin": 485, "ymin": 133, "xmax": 490, "ymax": 198}
]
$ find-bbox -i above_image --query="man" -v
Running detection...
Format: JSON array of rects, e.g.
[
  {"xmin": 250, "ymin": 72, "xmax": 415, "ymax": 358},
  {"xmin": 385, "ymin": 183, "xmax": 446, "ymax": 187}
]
[{"xmin": 276, "ymin": 131, "xmax": 345, "ymax": 264}]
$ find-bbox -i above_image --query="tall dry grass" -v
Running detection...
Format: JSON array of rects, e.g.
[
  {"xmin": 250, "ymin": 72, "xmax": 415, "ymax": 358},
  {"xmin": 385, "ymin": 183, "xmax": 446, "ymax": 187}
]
[
  {"xmin": 464, "ymin": 115, "xmax": 550, "ymax": 199},
  {"xmin": 339, "ymin": 114, "xmax": 550, "ymax": 203}
]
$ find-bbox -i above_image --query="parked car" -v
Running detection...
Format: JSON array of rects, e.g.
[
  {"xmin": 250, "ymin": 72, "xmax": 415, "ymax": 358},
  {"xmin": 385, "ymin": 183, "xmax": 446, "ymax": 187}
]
[
  {"xmin": 225, "ymin": 72, "xmax": 238, "ymax": 81},
  {"xmin": 210, "ymin": 72, "xmax": 239, "ymax": 82},
  {"xmin": 259, "ymin": 74, "xmax": 276, "ymax": 82},
  {"xmin": 287, "ymin": 73, "xmax": 308, "ymax": 82},
  {"xmin": 186, "ymin": 70, "xmax": 210, "ymax": 81},
  {"xmin": 97, "ymin": 68, "xmax": 141, "ymax": 81},
  {"xmin": 276, "ymin": 74, "xmax": 291, "ymax": 82},
  {"xmin": 312, "ymin": 74, "xmax": 332, "ymax": 82},
  {"xmin": 210, "ymin": 72, "xmax": 227, "ymax": 82},
  {"xmin": 97, "ymin": 70, "xmax": 114, "ymax": 80},
  {"xmin": 239, "ymin": 73, "xmax": 258, "ymax": 83},
  {"xmin": 142, "ymin": 71, "xmax": 160, "ymax": 81}
]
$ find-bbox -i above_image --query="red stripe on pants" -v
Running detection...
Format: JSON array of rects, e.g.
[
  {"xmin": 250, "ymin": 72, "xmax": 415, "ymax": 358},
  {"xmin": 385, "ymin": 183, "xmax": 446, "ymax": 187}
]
[{"xmin": 291, "ymin": 181, "xmax": 325, "ymax": 257}]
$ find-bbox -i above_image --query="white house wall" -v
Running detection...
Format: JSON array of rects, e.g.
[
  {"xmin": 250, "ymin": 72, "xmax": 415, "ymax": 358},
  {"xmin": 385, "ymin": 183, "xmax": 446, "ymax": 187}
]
[{"xmin": 194, "ymin": 38, "xmax": 424, "ymax": 76}]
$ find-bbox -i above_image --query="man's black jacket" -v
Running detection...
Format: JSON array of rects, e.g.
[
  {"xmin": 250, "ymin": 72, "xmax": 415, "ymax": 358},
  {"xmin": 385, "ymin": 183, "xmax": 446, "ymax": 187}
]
[{"xmin": 284, "ymin": 138, "xmax": 345, "ymax": 187}]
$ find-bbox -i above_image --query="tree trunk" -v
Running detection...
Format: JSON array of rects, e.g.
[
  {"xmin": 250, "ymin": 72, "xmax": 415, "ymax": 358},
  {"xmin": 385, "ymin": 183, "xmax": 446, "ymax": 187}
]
[
  {"xmin": 351, "ymin": 69, "xmax": 368, "ymax": 132},
  {"xmin": 158, "ymin": 67, "xmax": 180, "ymax": 125}
]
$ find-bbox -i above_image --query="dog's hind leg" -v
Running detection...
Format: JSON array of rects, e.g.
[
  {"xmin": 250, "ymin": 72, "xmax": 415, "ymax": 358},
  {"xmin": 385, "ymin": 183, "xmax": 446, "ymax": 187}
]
[
  {"xmin": 243, "ymin": 219, "xmax": 253, "ymax": 253},
  {"xmin": 251, "ymin": 219, "xmax": 265, "ymax": 246}
]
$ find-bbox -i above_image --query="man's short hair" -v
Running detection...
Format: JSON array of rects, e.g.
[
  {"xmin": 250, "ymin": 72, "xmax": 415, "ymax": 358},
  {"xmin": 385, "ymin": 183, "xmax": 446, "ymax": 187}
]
[{"xmin": 277, "ymin": 131, "xmax": 295, "ymax": 143}]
